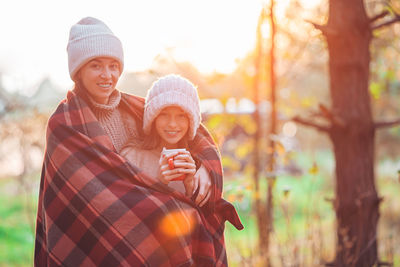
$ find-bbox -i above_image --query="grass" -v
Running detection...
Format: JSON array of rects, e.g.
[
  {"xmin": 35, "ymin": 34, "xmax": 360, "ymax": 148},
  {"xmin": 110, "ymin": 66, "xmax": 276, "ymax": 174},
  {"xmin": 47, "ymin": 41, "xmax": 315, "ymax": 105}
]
[{"xmin": 0, "ymin": 192, "xmax": 36, "ymax": 266}]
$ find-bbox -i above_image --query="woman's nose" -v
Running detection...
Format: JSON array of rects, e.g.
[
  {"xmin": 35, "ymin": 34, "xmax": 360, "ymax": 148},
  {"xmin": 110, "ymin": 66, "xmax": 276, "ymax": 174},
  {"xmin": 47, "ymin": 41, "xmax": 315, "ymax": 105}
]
[
  {"xmin": 100, "ymin": 67, "xmax": 112, "ymax": 78},
  {"xmin": 167, "ymin": 117, "xmax": 178, "ymax": 127}
]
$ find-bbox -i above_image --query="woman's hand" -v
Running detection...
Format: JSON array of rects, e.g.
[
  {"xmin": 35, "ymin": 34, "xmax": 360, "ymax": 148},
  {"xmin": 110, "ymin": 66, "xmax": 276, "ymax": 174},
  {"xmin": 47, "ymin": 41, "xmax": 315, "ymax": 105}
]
[
  {"xmin": 159, "ymin": 150, "xmax": 196, "ymax": 184},
  {"xmin": 159, "ymin": 152, "xmax": 212, "ymax": 207},
  {"xmin": 191, "ymin": 164, "xmax": 212, "ymax": 207}
]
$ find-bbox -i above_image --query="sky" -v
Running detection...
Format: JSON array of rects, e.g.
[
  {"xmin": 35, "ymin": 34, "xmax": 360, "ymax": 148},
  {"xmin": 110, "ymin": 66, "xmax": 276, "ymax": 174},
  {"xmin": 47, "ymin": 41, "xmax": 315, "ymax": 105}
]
[{"xmin": 1, "ymin": 0, "xmax": 320, "ymax": 95}]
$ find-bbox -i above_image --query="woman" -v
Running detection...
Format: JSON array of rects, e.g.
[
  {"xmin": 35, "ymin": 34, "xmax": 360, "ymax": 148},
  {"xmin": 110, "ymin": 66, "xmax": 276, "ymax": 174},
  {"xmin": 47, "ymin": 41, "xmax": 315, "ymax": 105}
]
[
  {"xmin": 34, "ymin": 17, "xmax": 243, "ymax": 267},
  {"xmin": 121, "ymin": 74, "xmax": 212, "ymax": 205}
]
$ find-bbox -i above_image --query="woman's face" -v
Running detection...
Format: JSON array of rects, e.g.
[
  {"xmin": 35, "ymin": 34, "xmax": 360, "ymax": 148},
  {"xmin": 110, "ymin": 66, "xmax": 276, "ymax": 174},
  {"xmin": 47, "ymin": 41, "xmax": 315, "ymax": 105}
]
[
  {"xmin": 155, "ymin": 106, "xmax": 189, "ymax": 148},
  {"xmin": 77, "ymin": 57, "xmax": 121, "ymax": 104}
]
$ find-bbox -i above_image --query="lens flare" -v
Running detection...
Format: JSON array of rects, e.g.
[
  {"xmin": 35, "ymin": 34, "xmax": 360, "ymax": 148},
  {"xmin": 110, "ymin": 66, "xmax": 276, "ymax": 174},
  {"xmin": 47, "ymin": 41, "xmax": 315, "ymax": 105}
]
[{"xmin": 160, "ymin": 210, "xmax": 196, "ymax": 238}]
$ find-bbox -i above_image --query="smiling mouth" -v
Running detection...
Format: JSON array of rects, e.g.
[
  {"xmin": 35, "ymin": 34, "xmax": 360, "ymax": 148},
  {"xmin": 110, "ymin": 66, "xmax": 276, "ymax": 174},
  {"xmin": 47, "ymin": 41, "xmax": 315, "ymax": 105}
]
[
  {"xmin": 97, "ymin": 83, "xmax": 113, "ymax": 88},
  {"xmin": 165, "ymin": 131, "xmax": 181, "ymax": 136}
]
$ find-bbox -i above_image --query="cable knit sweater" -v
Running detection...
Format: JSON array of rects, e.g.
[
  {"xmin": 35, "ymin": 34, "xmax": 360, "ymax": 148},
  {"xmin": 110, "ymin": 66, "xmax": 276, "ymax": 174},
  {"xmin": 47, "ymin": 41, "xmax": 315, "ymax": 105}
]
[{"xmin": 87, "ymin": 90, "xmax": 137, "ymax": 153}]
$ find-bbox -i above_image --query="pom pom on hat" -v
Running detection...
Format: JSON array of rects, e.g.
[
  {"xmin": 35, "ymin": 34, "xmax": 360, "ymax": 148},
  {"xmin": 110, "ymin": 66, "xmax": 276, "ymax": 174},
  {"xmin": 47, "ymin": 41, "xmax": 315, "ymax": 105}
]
[
  {"xmin": 67, "ymin": 17, "xmax": 124, "ymax": 80},
  {"xmin": 143, "ymin": 74, "xmax": 201, "ymax": 140}
]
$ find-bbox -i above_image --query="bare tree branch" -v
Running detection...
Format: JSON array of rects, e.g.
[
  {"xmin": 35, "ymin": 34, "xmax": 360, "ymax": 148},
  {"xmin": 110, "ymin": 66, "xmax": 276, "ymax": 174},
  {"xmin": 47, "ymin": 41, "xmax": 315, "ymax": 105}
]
[
  {"xmin": 318, "ymin": 104, "xmax": 346, "ymax": 128},
  {"xmin": 372, "ymin": 15, "xmax": 400, "ymax": 31},
  {"xmin": 307, "ymin": 104, "xmax": 346, "ymax": 128},
  {"xmin": 369, "ymin": 11, "xmax": 389, "ymax": 23},
  {"xmin": 374, "ymin": 118, "xmax": 400, "ymax": 129},
  {"xmin": 305, "ymin": 20, "xmax": 339, "ymax": 36},
  {"xmin": 324, "ymin": 197, "xmax": 334, "ymax": 204},
  {"xmin": 292, "ymin": 116, "xmax": 330, "ymax": 132}
]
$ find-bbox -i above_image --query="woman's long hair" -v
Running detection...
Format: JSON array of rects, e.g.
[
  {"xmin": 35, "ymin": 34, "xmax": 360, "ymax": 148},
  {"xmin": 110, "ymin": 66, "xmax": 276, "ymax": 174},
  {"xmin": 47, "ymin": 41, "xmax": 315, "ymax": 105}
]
[{"xmin": 72, "ymin": 79, "xmax": 92, "ymax": 103}]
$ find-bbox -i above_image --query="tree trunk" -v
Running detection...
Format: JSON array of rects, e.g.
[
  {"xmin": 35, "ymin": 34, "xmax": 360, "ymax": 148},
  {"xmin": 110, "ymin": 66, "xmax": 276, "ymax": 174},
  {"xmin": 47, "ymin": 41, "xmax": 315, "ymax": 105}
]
[
  {"xmin": 253, "ymin": 6, "xmax": 269, "ymax": 261},
  {"xmin": 265, "ymin": 0, "xmax": 276, "ymax": 266},
  {"xmin": 326, "ymin": 0, "xmax": 380, "ymax": 265}
]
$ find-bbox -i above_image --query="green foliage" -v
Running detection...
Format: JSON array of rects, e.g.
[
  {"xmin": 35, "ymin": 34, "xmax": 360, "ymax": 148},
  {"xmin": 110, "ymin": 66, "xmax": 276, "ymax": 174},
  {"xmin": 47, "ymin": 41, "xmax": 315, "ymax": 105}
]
[
  {"xmin": 370, "ymin": 82, "xmax": 383, "ymax": 100},
  {"xmin": 0, "ymin": 193, "xmax": 36, "ymax": 266}
]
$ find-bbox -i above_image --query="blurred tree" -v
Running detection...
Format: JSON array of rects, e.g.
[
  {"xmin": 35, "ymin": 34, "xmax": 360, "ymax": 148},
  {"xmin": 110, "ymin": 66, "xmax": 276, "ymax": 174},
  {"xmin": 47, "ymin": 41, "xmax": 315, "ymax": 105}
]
[
  {"xmin": 368, "ymin": 1, "xmax": 400, "ymax": 160},
  {"xmin": 294, "ymin": 0, "xmax": 400, "ymax": 266},
  {"xmin": 251, "ymin": 1, "xmax": 329, "ymax": 264},
  {"xmin": 252, "ymin": 5, "xmax": 269, "ymax": 265},
  {"xmin": 0, "ymin": 75, "xmax": 48, "ymax": 238},
  {"xmin": 265, "ymin": 1, "xmax": 277, "ymax": 266}
]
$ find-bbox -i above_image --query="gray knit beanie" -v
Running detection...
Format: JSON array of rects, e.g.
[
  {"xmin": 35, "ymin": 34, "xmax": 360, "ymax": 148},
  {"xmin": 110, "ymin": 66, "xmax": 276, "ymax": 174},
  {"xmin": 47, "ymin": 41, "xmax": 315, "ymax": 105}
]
[
  {"xmin": 67, "ymin": 17, "xmax": 124, "ymax": 80},
  {"xmin": 143, "ymin": 74, "xmax": 201, "ymax": 140}
]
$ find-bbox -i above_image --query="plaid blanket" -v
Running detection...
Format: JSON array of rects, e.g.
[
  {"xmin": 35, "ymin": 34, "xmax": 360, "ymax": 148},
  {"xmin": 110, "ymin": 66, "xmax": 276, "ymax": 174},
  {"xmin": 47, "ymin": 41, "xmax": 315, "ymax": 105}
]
[{"xmin": 34, "ymin": 90, "xmax": 243, "ymax": 267}]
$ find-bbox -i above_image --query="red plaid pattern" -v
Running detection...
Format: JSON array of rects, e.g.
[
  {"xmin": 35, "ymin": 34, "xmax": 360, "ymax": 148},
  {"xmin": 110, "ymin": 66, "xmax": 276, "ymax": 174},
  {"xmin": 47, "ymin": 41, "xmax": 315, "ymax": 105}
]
[{"xmin": 35, "ymin": 90, "xmax": 243, "ymax": 267}]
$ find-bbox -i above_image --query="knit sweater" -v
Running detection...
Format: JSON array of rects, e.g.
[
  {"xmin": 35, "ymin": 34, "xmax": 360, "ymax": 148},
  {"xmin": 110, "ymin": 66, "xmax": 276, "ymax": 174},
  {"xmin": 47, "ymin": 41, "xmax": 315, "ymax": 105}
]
[
  {"xmin": 88, "ymin": 90, "xmax": 137, "ymax": 152},
  {"xmin": 120, "ymin": 146, "xmax": 186, "ymax": 194}
]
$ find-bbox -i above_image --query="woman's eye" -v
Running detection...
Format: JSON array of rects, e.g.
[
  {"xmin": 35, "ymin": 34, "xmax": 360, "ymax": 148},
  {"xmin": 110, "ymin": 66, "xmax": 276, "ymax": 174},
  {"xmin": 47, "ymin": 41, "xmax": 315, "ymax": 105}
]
[
  {"xmin": 91, "ymin": 64, "xmax": 101, "ymax": 69},
  {"xmin": 110, "ymin": 64, "xmax": 119, "ymax": 70}
]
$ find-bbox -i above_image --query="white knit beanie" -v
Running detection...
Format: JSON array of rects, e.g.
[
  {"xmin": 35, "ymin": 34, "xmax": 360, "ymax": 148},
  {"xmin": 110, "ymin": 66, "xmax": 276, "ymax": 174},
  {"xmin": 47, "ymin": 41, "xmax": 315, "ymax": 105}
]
[
  {"xmin": 67, "ymin": 17, "xmax": 124, "ymax": 80},
  {"xmin": 143, "ymin": 74, "xmax": 201, "ymax": 140}
]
